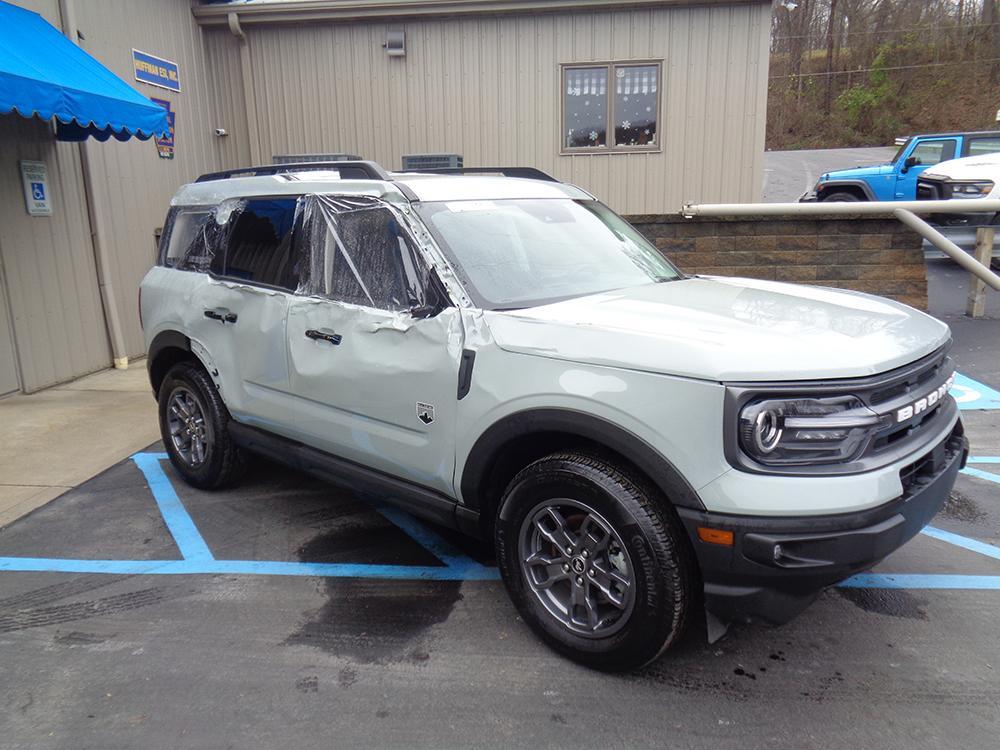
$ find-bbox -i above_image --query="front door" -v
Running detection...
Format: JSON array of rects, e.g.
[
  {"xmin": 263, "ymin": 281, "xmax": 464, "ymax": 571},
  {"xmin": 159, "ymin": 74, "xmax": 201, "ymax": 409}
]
[
  {"xmin": 0, "ymin": 261, "xmax": 19, "ymax": 396},
  {"xmin": 895, "ymin": 138, "xmax": 958, "ymax": 199},
  {"xmin": 284, "ymin": 195, "xmax": 463, "ymax": 495}
]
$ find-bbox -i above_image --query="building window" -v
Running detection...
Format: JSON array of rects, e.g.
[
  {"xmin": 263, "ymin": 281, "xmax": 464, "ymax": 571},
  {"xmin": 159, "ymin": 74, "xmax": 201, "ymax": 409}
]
[{"xmin": 563, "ymin": 62, "xmax": 660, "ymax": 153}]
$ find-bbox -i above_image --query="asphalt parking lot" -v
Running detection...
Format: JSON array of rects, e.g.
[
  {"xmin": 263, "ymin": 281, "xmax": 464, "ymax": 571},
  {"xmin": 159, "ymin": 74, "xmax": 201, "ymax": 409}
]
[{"xmin": 2, "ymin": 259, "xmax": 1000, "ymax": 748}]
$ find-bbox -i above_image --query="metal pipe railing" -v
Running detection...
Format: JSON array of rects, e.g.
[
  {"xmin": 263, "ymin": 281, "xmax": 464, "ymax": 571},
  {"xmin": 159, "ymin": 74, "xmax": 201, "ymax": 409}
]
[
  {"xmin": 680, "ymin": 199, "xmax": 1000, "ymax": 300},
  {"xmin": 893, "ymin": 209, "xmax": 1000, "ymax": 292},
  {"xmin": 681, "ymin": 199, "xmax": 1000, "ymax": 217}
]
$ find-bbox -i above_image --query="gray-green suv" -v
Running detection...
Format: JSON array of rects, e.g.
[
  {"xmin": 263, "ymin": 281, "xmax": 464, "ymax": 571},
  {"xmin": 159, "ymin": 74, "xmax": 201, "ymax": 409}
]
[{"xmin": 141, "ymin": 161, "xmax": 968, "ymax": 670}]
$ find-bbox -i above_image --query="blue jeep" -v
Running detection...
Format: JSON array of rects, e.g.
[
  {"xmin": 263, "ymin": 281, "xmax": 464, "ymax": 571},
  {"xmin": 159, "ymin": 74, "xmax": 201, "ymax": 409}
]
[{"xmin": 801, "ymin": 130, "xmax": 1000, "ymax": 202}]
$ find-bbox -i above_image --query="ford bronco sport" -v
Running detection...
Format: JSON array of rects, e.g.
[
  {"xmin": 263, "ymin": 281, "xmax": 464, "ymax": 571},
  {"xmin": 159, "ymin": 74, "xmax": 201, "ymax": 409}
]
[{"xmin": 142, "ymin": 161, "xmax": 968, "ymax": 671}]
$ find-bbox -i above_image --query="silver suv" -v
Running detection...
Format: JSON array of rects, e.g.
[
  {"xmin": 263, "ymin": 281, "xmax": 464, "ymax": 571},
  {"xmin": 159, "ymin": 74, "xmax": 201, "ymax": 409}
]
[{"xmin": 141, "ymin": 161, "xmax": 968, "ymax": 670}]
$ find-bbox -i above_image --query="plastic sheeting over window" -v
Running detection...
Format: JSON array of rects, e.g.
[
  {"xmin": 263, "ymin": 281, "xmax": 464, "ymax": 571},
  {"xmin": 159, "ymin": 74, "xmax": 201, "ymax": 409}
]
[
  {"xmin": 298, "ymin": 195, "xmax": 433, "ymax": 313},
  {"xmin": 158, "ymin": 194, "xmax": 440, "ymax": 312}
]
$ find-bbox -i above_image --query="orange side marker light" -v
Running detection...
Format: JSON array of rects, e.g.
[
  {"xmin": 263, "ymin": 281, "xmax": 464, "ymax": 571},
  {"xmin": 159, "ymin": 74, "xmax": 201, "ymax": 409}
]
[{"xmin": 697, "ymin": 527, "xmax": 734, "ymax": 546}]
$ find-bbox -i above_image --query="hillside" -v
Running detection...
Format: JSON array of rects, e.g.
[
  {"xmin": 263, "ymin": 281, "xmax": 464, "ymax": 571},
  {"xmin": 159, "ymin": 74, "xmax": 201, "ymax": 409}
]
[{"xmin": 767, "ymin": 0, "xmax": 1000, "ymax": 150}]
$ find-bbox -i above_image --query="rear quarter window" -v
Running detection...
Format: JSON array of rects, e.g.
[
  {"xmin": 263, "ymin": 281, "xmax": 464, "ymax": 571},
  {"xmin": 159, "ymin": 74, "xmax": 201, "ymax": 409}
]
[{"xmin": 160, "ymin": 207, "xmax": 224, "ymax": 273}]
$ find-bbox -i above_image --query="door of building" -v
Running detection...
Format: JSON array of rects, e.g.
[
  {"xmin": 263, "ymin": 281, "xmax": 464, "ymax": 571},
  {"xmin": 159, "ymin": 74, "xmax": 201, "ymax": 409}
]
[{"xmin": 0, "ymin": 261, "xmax": 20, "ymax": 396}]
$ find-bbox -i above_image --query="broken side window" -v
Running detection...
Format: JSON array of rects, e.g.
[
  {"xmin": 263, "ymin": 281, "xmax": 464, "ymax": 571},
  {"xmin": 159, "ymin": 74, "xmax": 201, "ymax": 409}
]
[
  {"xmin": 299, "ymin": 195, "xmax": 433, "ymax": 313},
  {"xmin": 161, "ymin": 200, "xmax": 243, "ymax": 274},
  {"xmin": 219, "ymin": 198, "xmax": 300, "ymax": 291}
]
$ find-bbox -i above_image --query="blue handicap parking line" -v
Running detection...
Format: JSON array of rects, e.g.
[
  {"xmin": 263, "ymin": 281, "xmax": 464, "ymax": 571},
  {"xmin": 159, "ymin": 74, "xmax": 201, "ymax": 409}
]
[
  {"xmin": 962, "ymin": 456, "xmax": 1000, "ymax": 485},
  {"xmin": 131, "ymin": 452, "xmax": 214, "ymax": 561},
  {"xmin": 840, "ymin": 574, "xmax": 1000, "ymax": 589},
  {"xmin": 0, "ymin": 452, "xmax": 499, "ymax": 582},
  {"xmin": 953, "ymin": 372, "xmax": 1000, "ymax": 411},
  {"xmin": 1, "ymin": 452, "xmax": 1000, "ymax": 591},
  {"xmin": 0, "ymin": 556, "xmax": 499, "ymax": 580}
]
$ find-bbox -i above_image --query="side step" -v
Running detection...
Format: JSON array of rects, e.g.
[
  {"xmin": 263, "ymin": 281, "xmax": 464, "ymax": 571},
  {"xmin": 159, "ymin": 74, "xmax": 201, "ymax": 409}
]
[{"xmin": 228, "ymin": 422, "xmax": 479, "ymax": 535}]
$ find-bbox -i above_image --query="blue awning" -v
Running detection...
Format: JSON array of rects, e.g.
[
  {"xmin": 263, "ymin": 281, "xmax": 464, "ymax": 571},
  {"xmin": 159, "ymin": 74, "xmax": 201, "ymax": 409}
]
[{"xmin": 0, "ymin": 1, "xmax": 169, "ymax": 142}]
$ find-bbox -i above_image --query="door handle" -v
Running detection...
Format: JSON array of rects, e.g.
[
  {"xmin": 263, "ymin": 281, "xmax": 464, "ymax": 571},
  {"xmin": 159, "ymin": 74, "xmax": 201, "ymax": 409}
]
[
  {"xmin": 204, "ymin": 309, "xmax": 237, "ymax": 324},
  {"xmin": 305, "ymin": 329, "xmax": 342, "ymax": 345}
]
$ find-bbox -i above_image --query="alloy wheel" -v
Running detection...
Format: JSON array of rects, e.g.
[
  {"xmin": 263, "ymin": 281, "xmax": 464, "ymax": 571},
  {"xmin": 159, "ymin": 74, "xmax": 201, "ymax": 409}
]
[
  {"xmin": 166, "ymin": 386, "xmax": 212, "ymax": 467},
  {"xmin": 518, "ymin": 498, "xmax": 636, "ymax": 638}
]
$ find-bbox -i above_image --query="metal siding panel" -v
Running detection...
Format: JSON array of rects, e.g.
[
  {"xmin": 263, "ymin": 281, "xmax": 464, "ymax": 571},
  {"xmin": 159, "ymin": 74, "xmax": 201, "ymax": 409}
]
[
  {"xmin": 221, "ymin": 4, "xmax": 770, "ymax": 214},
  {"xmin": 204, "ymin": 30, "xmax": 251, "ymax": 168},
  {"xmin": 73, "ymin": 0, "xmax": 224, "ymax": 357},
  {"xmin": 0, "ymin": 116, "xmax": 111, "ymax": 391}
]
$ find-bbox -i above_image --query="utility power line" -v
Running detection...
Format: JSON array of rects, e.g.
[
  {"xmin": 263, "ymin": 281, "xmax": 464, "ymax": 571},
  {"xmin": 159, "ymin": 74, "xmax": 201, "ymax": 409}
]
[
  {"xmin": 769, "ymin": 56, "xmax": 1000, "ymax": 80},
  {"xmin": 772, "ymin": 20, "xmax": 1000, "ymax": 42}
]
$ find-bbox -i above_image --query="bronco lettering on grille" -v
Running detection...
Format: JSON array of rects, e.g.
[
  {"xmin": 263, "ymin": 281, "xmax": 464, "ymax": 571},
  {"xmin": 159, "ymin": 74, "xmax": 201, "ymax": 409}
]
[{"xmin": 896, "ymin": 372, "xmax": 955, "ymax": 423}]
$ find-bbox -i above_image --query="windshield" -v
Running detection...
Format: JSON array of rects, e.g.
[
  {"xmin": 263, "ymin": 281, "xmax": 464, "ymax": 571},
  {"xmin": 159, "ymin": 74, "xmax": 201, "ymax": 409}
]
[{"xmin": 415, "ymin": 199, "xmax": 682, "ymax": 309}]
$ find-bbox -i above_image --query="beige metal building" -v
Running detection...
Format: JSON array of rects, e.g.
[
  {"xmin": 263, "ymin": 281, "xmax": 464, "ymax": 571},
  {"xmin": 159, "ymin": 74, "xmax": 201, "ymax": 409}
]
[{"xmin": 0, "ymin": 0, "xmax": 770, "ymax": 396}]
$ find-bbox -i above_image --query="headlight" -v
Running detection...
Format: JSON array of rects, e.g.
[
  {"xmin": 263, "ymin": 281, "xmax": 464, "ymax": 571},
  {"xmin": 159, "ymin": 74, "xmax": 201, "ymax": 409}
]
[
  {"xmin": 948, "ymin": 180, "xmax": 994, "ymax": 199},
  {"xmin": 738, "ymin": 396, "xmax": 888, "ymax": 466}
]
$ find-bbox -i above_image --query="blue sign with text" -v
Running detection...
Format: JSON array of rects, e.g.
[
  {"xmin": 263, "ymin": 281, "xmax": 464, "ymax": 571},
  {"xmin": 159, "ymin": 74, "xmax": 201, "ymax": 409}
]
[
  {"xmin": 132, "ymin": 49, "xmax": 180, "ymax": 93},
  {"xmin": 150, "ymin": 98, "xmax": 175, "ymax": 159}
]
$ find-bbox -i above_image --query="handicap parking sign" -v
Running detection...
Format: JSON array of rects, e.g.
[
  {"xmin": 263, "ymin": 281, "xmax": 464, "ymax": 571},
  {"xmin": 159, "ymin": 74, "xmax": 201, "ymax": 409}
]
[{"xmin": 20, "ymin": 160, "xmax": 52, "ymax": 216}]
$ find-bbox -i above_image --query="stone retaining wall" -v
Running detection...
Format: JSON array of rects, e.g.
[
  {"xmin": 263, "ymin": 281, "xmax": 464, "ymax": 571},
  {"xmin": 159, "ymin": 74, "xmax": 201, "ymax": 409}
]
[{"xmin": 626, "ymin": 215, "xmax": 927, "ymax": 310}]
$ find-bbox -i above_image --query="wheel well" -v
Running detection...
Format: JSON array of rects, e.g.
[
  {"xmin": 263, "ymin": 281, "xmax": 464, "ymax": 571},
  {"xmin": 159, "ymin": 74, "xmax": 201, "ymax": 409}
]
[
  {"xmin": 149, "ymin": 345, "xmax": 199, "ymax": 398},
  {"xmin": 818, "ymin": 184, "xmax": 868, "ymax": 201},
  {"xmin": 472, "ymin": 431, "xmax": 676, "ymax": 541}
]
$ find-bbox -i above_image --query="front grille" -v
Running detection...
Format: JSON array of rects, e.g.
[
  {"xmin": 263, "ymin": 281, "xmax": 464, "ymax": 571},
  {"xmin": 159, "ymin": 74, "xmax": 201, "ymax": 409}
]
[
  {"xmin": 869, "ymin": 352, "xmax": 944, "ymax": 406},
  {"xmin": 866, "ymin": 347, "xmax": 953, "ymax": 461},
  {"xmin": 916, "ymin": 180, "xmax": 940, "ymax": 200},
  {"xmin": 899, "ymin": 422, "xmax": 964, "ymax": 498}
]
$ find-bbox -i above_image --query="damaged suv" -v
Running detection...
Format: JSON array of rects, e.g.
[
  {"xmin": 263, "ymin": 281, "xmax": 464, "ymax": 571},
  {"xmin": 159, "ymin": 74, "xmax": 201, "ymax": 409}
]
[{"xmin": 142, "ymin": 161, "xmax": 968, "ymax": 671}]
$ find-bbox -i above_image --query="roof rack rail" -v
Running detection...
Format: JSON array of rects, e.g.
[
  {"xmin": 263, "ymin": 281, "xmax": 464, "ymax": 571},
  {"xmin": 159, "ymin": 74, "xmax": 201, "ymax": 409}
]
[
  {"xmin": 195, "ymin": 160, "xmax": 391, "ymax": 183},
  {"xmin": 396, "ymin": 166, "xmax": 559, "ymax": 182}
]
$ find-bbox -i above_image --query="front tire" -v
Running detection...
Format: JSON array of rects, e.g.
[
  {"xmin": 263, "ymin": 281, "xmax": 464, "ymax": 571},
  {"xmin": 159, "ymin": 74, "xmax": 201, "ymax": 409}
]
[
  {"xmin": 158, "ymin": 362, "xmax": 244, "ymax": 489},
  {"xmin": 821, "ymin": 191, "xmax": 862, "ymax": 202},
  {"xmin": 495, "ymin": 452, "xmax": 694, "ymax": 671}
]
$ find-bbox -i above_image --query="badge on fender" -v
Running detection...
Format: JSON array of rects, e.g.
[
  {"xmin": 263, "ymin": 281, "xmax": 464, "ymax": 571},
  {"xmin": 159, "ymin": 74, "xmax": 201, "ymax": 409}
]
[{"xmin": 416, "ymin": 402, "xmax": 435, "ymax": 425}]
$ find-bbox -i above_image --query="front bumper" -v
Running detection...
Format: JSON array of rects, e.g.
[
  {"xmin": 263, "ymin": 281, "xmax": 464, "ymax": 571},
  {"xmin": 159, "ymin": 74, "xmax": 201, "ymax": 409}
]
[
  {"xmin": 678, "ymin": 422, "xmax": 968, "ymax": 626},
  {"xmin": 798, "ymin": 190, "xmax": 818, "ymax": 203}
]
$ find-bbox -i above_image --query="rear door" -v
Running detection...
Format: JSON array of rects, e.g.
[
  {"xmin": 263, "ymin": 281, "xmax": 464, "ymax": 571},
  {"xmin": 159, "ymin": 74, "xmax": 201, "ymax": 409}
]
[
  {"xmin": 895, "ymin": 138, "xmax": 958, "ymax": 198},
  {"xmin": 165, "ymin": 198, "xmax": 301, "ymax": 428},
  {"xmin": 283, "ymin": 195, "xmax": 463, "ymax": 496}
]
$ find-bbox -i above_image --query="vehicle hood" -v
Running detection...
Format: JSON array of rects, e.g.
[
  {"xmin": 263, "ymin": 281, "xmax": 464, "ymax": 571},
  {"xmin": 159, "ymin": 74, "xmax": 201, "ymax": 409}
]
[
  {"xmin": 484, "ymin": 277, "xmax": 950, "ymax": 382},
  {"xmin": 821, "ymin": 163, "xmax": 894, "ymax": 182},
  {"xmin": 922, "ymin": 152, "xmax": 1000, "ymax": 181}
]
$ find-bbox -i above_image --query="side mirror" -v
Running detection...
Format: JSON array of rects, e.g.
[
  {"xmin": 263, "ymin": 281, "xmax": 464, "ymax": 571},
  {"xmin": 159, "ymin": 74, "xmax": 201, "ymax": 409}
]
[
  {"xmin": 901, "ymin": 155, "xmax": 920, "ymax": 173},
  {"xmin": 408, "ymin": 303, "xmax": 441, "ymax": 319}
]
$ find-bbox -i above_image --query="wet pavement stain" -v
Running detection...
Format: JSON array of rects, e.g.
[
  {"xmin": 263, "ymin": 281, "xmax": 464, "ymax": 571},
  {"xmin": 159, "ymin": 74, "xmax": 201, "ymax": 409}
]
[
  {"xmin": 337, "ymin": 666, "xmax": 357, "ymax": 689},
  {"xmin": 54, "ymin": 631, "xmax": 111, "ymax": 646},
  {"xmin": 293, "ymin": 523, "xmax": 442, "ymax": 567},
  {"xmin": 285, "ymin": 531, "xmax": 463, "ymax": 663},
  {"xmin": 838, "ymin": 587, "xmax": 928, "ymax": 620},
  {"xmin": 941, "ymin": 489, "xmax": 988, "ymax": 524},
  {"xmin": 295, "ymin": 676, "xmax": 318, "ymax": 693}
]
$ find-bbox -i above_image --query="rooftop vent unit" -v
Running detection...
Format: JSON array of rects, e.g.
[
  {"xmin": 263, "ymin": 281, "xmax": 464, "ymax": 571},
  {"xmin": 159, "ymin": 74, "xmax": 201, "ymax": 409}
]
[
  {"xmin": 401, "ymin": 153, "xmax": 463, "ymax": 171},
  {"xmin": 273, "ymin": 153, "xmax": 362, "ymax": 164}
]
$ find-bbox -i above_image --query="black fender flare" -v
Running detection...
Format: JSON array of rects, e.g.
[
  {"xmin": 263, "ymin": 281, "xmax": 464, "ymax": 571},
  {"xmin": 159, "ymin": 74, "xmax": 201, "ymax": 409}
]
[
  {"xmin": 146, "ymin": 330, "xmax": 192, "ymax": 394},
  {"xmin": 817, "ymin": 180, "xmax": 876, "ymax": 201},
  {"xmin": 460, "ymin": 408, "xmax": 706, "ymax": 517}
]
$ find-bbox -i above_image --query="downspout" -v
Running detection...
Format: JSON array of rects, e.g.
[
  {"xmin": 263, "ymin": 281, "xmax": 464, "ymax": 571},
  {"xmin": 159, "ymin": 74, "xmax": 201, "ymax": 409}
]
[
  {"xmin": 229, "ymin": 11, "xmax": 263, "ymax": 165},
  {"xmin": 58, "ymin": 0, "xmax": 129, "ymax": 369}
]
